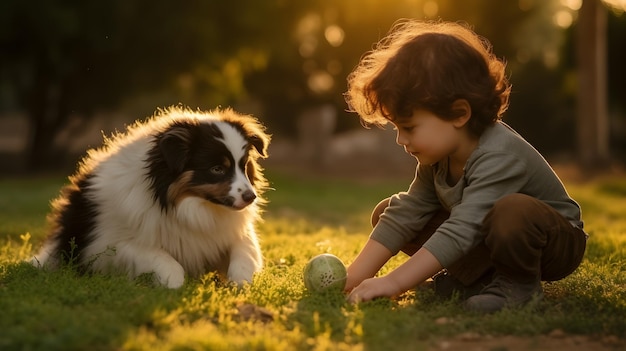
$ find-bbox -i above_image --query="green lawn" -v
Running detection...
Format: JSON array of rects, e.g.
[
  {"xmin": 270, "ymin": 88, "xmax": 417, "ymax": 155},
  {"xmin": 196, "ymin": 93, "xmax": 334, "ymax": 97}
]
[{"xmin": 0, "ymin": 170, "xmax": 624, "ymax": 350}]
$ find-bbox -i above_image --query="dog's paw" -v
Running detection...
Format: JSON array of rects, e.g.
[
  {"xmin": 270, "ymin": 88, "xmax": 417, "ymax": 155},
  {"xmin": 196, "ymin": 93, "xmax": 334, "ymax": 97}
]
[
  {"xmin": 154, "ymin": 261, "xmax": 186, "ymax": 289},
  {"xmin": 227, "ymin": 261, "xmax": 256, "ymax": 286}
]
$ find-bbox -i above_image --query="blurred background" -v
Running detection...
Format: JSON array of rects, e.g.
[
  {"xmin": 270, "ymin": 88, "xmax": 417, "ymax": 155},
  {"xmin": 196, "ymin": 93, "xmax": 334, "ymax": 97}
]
[{"xmin": 1, "ymin": 0, "xmax": 624, "ymax": 176}]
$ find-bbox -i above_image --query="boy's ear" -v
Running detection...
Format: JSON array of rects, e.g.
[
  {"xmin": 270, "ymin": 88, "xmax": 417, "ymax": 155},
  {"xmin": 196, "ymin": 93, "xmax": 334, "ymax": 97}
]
[{"xmin": 451, "ymin": 99, "xmax": 472, "ymax": 128}]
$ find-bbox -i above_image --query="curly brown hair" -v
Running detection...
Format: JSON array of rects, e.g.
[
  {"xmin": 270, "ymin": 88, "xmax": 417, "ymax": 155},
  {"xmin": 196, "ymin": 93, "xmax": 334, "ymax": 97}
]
[{"xmin": 345, "ymin": 20, "xmax": 511, "ymax": 137}]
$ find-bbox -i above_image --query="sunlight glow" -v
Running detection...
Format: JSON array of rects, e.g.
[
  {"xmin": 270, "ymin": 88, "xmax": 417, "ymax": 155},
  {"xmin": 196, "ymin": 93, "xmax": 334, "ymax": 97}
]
[
  {"xmin": 308, "ymin": 70, "xmax": 334, "ymax": 93},
  {"xmin": 324, "ymin": 25, "xmax": 345, "ymax": 47},
  {"xmin": 561, "ymin": 0, "xmax": 582, "ymax": 11},
  {"xmin": 423, "ymin": 0, "xmax": 439, "ymax": 17},
  {"xmin": 299, "ymin": 38, "xmax": 317, "ymax": 58},
  {"xmin": 553, "ymin": 10, "xmax": 573, "ymax": 28},
  {"xmin": 602, "ymin": 0, "xmax": 626, "ymax": 12},
  {"xmin": 296, "ymin": 13, "xmax": 321, "ymax": 58},
  {"xmin": 296, "ymin": 13, "xmax": 321, "ymax": 39}
]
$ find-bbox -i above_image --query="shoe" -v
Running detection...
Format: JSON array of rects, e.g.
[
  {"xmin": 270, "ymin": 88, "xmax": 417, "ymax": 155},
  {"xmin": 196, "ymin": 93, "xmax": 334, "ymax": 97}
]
[
  {"xmin": 463, "ymin": 274, "xmax": 543, "ymax": 313},
  {"xmin": 430, "ymin": 270, "xmax": 493, "ymax": 300}
]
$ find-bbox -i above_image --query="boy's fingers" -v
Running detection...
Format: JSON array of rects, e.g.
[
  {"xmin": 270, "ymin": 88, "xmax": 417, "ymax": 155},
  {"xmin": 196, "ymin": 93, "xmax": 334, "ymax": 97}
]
[
  {"xmin": 347, "ymin": 291, "xmax": 363, "ymax": 304},
  {"xmin": 347, "ymin": 286, "xmax": 364, "ymax": 303}
]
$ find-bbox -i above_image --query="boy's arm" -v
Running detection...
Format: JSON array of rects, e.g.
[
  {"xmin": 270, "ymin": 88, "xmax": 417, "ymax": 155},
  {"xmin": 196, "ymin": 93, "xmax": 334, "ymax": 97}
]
[
  {"xmin": 345, "ymin": 239, "xmax": 394, "ymax": 292},
  {"xmin": 347, "ymin": 247, "xmax": 442, "ymax": 303},
  {"xmin": 370, "ymin": 164, "xmax": 441, "ymax": 255}
]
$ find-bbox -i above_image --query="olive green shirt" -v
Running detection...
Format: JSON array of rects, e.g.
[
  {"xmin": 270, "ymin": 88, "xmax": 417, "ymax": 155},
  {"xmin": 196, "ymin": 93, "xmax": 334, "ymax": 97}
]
[{"xmin": 371, "ymin": 122, "xmax": 583, "ymax": 268}]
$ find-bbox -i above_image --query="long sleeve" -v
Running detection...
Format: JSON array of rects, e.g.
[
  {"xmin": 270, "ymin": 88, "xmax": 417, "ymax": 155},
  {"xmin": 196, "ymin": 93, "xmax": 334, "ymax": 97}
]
[
  {"xmin": 368, "ymin": 122, "xmax": 582, "ymax": 268},
  {"xmin": 370, "ymin": 163, "xmax": 442, "ymax": 254}
]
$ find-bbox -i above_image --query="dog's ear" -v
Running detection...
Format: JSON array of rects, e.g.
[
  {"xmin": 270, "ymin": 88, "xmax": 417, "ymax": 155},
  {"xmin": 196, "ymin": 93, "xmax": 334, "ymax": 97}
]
[
  {"xmin": 248, "ymin": 133, "xmax": 269, "ymax": 158},
  {"xmin": 159, "ymin": 126, "xmax": 191, "ymax": 173}
]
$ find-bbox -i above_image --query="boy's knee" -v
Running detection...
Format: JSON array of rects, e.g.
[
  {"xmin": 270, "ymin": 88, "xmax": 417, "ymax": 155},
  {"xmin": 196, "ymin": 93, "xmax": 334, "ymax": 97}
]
[
  {"xmin": 483, "ymin": 193, "xmax": 541, "ymax": 237},
  {"xmin": 493, "ymin": 193, "xmax": 535, "ymax": 210},
  {"xmin": 488, "ymin": 193, "xmax": 539, "ymax": 220},
  {"xmin": 371, "ymin": 197, "xmax": 391, "ymax": 228}
]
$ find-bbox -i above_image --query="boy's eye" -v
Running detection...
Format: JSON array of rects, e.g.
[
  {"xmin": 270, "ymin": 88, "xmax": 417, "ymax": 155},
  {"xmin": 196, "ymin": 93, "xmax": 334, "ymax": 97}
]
[{"xmin": 393, "ymin": 122, "xmax": 415, "ymax": 132}]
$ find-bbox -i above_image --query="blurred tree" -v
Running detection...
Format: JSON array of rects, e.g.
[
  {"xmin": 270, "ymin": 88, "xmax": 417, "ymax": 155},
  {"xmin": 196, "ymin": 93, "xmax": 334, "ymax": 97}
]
[
  {"xmin": 434, "ymin": 0, "xmax": 623, "ymax": 166},
  {"xmin": 1, "ymin": 0, "xmax": 624, "ymax": 171},
  {"xmin": 576, "ymin": 0, "xmax": 610, "ymax": 167},
  {"xmin": 0, "ymin": 0, "xmax": 278, "ymax": 170},
  {"xmin": 245, "ymin": 0, "xmax": 538, "ymax": 136},
  {"xmin": 606, "ymin": 8, "xmax": 626, "ymax": 155}
]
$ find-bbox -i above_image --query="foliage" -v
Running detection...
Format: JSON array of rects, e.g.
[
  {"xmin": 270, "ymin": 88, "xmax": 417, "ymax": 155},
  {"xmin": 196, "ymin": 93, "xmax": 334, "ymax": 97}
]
[
  {"xmin": 0, "ymin": 0, "xmax": 290, "ymax": 169},
  {"xmin": 3, "ymin": 0, "xmax": 626, "ymax": 170},
  {"xmin": 0, "ymin": 172, "xmax": 625, "ymax": 350}
]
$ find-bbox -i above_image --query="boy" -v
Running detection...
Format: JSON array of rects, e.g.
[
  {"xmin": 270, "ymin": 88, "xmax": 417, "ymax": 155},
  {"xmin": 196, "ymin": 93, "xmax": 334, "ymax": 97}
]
[{"xmin": 343, "ymin": 20, "xmax": 587, "ymax": 313}]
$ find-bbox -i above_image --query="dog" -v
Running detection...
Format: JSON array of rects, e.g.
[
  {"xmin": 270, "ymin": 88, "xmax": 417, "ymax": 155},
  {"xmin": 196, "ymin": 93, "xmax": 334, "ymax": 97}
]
[{"xmin": 30, "ymin": 106, "xmax": 271, "ymax": 288}]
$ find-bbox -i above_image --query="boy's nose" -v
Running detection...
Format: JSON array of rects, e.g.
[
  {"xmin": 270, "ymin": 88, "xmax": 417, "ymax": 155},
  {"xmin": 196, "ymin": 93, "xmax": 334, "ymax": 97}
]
[{"xmin": 396, "ymin": 132, "xmax": 407, "ymax": 146}]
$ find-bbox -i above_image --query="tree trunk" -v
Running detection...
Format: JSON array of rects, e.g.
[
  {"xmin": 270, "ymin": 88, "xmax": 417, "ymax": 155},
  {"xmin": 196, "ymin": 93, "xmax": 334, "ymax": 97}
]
[
  {"xmin": 576, "ymin": 0, "xmax": 610, "ymax": 168},
  {"xmin": 26, "ymin": 60, "xmax": 54, "ymax": 171},
  {"xmin": 26, "ymin": 57, "xmax": 69, "ymax": 171}
]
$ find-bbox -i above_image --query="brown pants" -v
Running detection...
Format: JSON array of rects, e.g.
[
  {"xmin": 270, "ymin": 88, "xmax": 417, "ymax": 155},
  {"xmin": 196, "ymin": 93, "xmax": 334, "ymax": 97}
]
[{"xmin": 372, "ymin": 193, "xmax": 587, "ymax": 286}]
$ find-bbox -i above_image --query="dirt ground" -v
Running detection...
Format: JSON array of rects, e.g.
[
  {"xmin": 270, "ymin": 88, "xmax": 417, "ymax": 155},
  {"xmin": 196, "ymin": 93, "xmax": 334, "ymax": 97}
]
[{"xmin": 430, "ymin": 331, "xmax": 625, "ymax": 351}]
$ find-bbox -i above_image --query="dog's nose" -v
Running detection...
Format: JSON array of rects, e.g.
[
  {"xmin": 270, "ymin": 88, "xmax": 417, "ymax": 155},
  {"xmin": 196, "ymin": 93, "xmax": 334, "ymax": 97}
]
[{"xmin": 241, "ymin": 190, "xmax": 256, "ymax": 203}]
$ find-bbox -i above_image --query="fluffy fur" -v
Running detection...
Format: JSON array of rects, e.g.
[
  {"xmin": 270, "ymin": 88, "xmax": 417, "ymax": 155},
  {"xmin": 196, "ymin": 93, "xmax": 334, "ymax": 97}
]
[{"xmin": 31, "ymin": 107, "xmax": 271, "ymax": 288}]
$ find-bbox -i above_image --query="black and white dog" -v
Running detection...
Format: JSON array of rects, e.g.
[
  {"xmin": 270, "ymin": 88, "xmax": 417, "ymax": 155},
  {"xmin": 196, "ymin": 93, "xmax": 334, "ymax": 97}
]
[{"xmin": 31, "ymin": 107, "xmax": 270, "ymax": 288}]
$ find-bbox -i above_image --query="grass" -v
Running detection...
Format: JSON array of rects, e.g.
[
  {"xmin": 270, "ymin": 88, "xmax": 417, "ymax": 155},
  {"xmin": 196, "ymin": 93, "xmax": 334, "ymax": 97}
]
[{"xmin": 0, "ymin": 170, "xmax": 625, "ymax": 350}]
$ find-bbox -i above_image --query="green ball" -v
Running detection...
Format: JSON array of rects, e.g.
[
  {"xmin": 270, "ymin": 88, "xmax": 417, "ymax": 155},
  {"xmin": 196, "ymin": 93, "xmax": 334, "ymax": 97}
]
[{"xmin": 303, "ymin": 254, "xmax": 347, "ymax": 292}]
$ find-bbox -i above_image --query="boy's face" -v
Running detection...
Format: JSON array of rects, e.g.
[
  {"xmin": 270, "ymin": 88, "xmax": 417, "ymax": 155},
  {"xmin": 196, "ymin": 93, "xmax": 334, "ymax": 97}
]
[{"xmin": 392, "ymin": 109, "xmax": 464, "ymax": 166}]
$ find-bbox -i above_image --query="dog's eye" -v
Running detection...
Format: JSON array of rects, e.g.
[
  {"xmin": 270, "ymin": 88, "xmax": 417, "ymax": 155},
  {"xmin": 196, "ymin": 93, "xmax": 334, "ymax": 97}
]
[{"xmin": 210, "ymin": 165, "xmax": 226, "ymax": 175}]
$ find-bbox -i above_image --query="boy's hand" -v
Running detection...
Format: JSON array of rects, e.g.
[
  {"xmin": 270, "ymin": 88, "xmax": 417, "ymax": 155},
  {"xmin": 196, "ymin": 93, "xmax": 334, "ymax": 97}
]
[
  {"xmin": 344, "ymin": 239, "xmax": 395, "ymax": 293},
  {"xmin": 344, "ymin": 274, "xmax": 361, "ymax": 293},
  {"xmin": 346, "ymin": 248, "xmax": 443, "ymax": 303},
  {"xmin": 347, "ymin": 275, "xmax": 402, "ymax": 303}
]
